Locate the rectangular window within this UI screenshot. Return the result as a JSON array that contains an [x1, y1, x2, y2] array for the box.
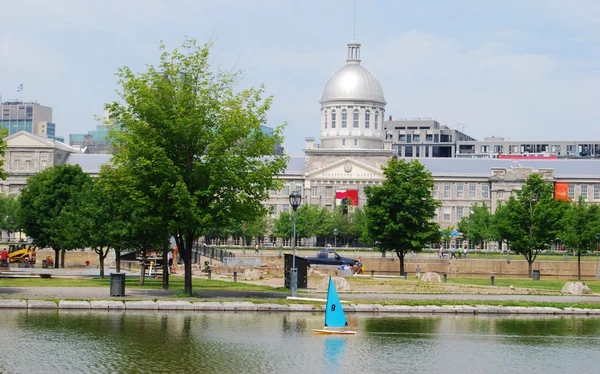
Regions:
[[282, 204, 290, 213], [312, 187, 319, 197], [294, 184, 302, 194], [594, 185, 600, 200], [331, 111, 336, 128], [374, 112, 378, 129], [457, 207, 464, 220], [413, 134, 420, 141], [443, 184, 451, 199], [456, 184, 464, 199], [432, 184, 438, 198], [353, 111, 359, 128], [581, 185, 588, 201], [341, 139, 346, 146], [283, 184, 290, 195], [405, 146, 413, 157], [398, 134, 406, 141], [498, 191, 504, 200], [443, 207, 451, 221], [341, 111, 347, 128], [354, 138, 358, 146], [568, 184, 575, 200], [14, 160, 19, 171], [482, 185, 489, 199], [325, 186, 333, 197], [469, 184, 476, 198], [25, 160, 31, 171], [365, 111, 370, 129]]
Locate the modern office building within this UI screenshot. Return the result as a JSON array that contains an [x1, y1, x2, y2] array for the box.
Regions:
[[0, 101, 63, 142], [69, 124, 112, 154]]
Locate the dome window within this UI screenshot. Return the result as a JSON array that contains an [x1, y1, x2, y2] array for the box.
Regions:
[[375, 112, 379, 130], [341, 139, 346, 146], [331, 110, 336, 128], [341, 110, 347, 128], [324, 111, 327, 129], [365, 110, 371, 129], [354, 138, 358, 146], [353, 110, 359, 128]]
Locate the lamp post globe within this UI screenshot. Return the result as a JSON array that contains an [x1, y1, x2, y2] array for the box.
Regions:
[[289, 191, 302, 297]]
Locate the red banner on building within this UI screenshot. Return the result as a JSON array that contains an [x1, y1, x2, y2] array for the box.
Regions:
[[554, 182, 569, 201], [335, 189, 359, 206]]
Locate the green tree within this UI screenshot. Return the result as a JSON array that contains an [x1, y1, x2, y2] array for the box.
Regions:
[[440, 227, 453, 248], [561, 198, 600, 280], [18, 165, 91, 268], [364, 159, 440, 275], [106, 39, 287, 295], [497, 174, 567, 276], [274, 212, 293, 240], [352, 208, 373, 246], [295, 204, 326, 245], [457, 203, 493, 250], [0, 195, 21, 242], [245, 213, 272, 244]]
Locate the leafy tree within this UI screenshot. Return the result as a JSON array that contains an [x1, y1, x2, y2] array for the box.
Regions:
[[18, 165, 91, 268], [273, 212, 292, 240], [0, 195, 21, 242], [106, 39, 287, 295], [440, 227, 453, 248], [457, 203, 493, 249], [245, 213, 272, 244], [561, 198, 600, 280], [352, 208, 373, 246], [496, 174, 568, 276], [364, 159, 440, 275], [295, 204, 325, 245]]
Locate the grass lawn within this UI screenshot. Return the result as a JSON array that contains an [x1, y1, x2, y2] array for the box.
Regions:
[[0, 275, 288, 293], [446, 277, 600, 293]]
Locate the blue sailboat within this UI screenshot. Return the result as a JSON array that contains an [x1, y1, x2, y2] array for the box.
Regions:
[[313, 277, 356, 335]]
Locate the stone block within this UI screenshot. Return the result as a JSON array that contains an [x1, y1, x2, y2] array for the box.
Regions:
[[192, 302, 224, 311], [90, 301, 126, 310], [222, 302, 257, 311], [125, 301, 158, 310], [352, 304, 374, 313], [157, 301, 194, 310], [0, 299, 27, 309], [59, 300, 91, 309], [255, 304, 290, 312], [28, 300, 58, 309], [381, 305, 414, 313], [289, 304, 317, 312]]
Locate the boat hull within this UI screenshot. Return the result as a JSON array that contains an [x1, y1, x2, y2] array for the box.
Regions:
[[312, 329, 356, 335]]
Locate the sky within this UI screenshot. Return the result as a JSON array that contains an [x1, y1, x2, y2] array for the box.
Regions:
[[1, 0, 599, 155]]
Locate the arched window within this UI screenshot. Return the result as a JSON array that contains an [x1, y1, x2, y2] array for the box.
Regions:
[[365, 110, 371, 129], [331, 110, 336, 128], [353, 110, 359, 128], [341, 110, 347, 128], [324, 110, 327, 129], [374, 111, 379, 130]]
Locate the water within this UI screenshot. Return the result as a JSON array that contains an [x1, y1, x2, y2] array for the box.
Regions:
[[0, 310, 599, 374]]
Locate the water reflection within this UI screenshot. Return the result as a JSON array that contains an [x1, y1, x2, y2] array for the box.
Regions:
[[1, 311, 600, 374]]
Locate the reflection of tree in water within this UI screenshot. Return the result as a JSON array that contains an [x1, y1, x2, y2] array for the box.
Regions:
[[282, 315, 307, 334], [494, 317, 600, 339], [364, 316, 441, 336]]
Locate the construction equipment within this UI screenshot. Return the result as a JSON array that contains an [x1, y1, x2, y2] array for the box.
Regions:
[[7, 243, 31, 264]]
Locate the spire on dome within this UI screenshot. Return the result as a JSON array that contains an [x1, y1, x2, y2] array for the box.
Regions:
[[346, 40, 361, 63]]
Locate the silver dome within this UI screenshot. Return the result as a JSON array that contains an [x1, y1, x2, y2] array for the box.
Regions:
[[320, 42, 385, 104]]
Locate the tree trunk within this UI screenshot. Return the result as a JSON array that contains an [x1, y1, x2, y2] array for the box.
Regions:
[[162, 230, 169, 290], [115, 249, 121, 273], [60, 248, 66, 269], [396, 250, 405, 276], [577, 252, 581, 280], [528, 261, 533, 277], [54, 248, 60, 268], [181, 234, 195, 296], [99, 251, 105, 279], [139, 248, 147, 287]]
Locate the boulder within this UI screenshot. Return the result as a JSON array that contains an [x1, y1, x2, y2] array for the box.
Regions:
[[420, 272, 441, 283], [561, 282, 592, 295], [319, 277, 351, 292], [243, 269, 263, 281]]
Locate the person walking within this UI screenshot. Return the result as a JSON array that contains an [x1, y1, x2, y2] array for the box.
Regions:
[[415, 264, 422, 279], [255, 244, 260, 254], [450, 244, 457, 259], [463, 245, 468, 259]]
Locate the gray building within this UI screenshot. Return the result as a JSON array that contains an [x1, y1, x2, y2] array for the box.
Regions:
[[0, 101, 63, 142], [456, 136, 600, 159]]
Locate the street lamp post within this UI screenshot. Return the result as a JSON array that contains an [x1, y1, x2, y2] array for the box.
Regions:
[[289, 191, 302, 297], [595, 233, 600, 280], [333, 228, 339, 248]]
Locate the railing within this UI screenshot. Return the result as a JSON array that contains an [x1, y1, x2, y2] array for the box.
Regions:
[[192, 242, 235, 263]]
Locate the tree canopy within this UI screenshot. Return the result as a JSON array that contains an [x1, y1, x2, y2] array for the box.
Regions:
[[364, 158, 440, 275], [105, 38, 287, 295]]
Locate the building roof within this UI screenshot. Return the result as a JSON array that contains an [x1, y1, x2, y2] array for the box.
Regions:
[[64, 153, 112, 173], [285, 156, 305, 175], [6, 131, 81, 153], [320, 42, 385, 104], [418, 158, 600, 179]]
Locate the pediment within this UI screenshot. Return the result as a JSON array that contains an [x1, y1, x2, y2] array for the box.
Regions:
[[6, 131, 55, 148], [307, 158, 384, 180]]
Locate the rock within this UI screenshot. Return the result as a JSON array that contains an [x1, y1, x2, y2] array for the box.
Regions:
[[243, 269, 262, 280], [420, 272, 441, 282], [319, 276, 351, 291], [561, 282, 592, 295]]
